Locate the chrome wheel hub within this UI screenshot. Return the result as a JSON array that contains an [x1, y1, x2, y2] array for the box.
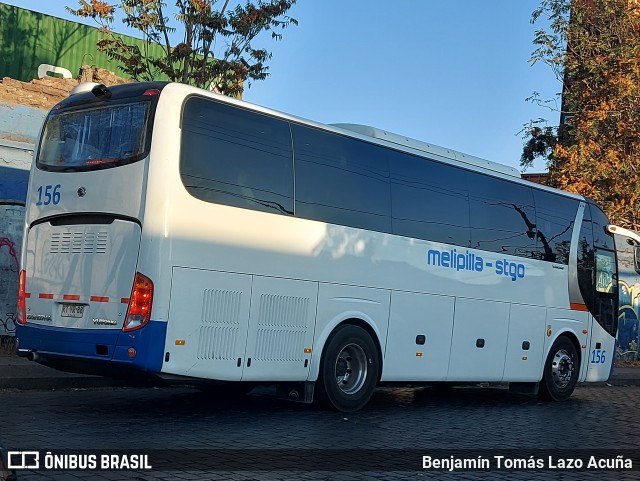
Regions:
[[551, 349, 574, 388], [335, 343, 368, 395]]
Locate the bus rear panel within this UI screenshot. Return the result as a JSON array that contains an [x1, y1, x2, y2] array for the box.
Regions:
[[16, 83, 166, 376]]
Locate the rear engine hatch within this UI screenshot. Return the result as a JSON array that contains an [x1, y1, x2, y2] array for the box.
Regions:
[[24, 216, 140, 333]]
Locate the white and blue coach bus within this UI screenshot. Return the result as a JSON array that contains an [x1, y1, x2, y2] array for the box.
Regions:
[[16, 81, 619, 411]]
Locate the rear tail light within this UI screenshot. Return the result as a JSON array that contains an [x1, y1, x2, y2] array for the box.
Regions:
[[123, 272, 154, 332], [17, 270, 27, 324]]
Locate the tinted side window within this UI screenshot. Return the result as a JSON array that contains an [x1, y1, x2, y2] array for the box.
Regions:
[[390, 153, 470, 246], [180, 97, 293, 215], [590, 203, 615, 250], [594, 248, 618, 336], [590, 204, 618, 336], [292, 124, 391, 232], [468, 176, 537, 257], [577, 203, 595, 309], [533, 191, 579, 264]]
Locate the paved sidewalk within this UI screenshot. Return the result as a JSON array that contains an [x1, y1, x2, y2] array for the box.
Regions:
[[1, 355, 639, 390], [0, 356, 132, 390]]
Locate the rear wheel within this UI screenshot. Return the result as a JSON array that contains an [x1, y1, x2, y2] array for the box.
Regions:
[[316, 324, 380, 412], [539, 336, 579, 401]]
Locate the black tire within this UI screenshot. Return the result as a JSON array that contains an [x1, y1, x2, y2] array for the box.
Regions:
[[316, 324, 380, 412], [539, 336, 580, 401]]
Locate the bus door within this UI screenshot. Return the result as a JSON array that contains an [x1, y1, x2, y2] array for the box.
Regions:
[[585, 248, 618, 381]]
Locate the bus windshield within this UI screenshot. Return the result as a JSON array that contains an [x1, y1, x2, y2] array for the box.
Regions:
[[37, 102, 150, 171]]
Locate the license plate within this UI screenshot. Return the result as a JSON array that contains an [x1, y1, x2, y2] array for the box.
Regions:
[[61, 304, 85, 318]]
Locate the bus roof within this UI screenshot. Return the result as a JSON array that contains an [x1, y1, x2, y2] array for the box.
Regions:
[[331, 123, 521, 178], [64, 82, 581, 201]]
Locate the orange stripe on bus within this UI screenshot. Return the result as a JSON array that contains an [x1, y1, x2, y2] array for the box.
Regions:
[[90, 296, 109, 303], [63, 294, 80, 301], [39, 293, 54, 299], [570, 303, 589, 311]]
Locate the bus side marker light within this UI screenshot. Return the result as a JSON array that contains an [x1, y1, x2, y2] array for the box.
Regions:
[[582, 345, 587, 349], [546, 328, 552, 337], [522, 356, 528, 361], [128, 348, 136, 358], [416, 352, 423, 357], [304, 348, 312, 354], [582, 329, 588, 334], [17, 270, 27, 324], [175, 340, 185, 346]]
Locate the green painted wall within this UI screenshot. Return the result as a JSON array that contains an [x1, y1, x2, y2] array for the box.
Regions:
[[0, 3, 167, 81]]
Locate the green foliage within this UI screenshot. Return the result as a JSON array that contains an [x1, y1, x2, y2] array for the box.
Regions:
[[530, 0, 571, 79], [521, 124, 557, 167], [522, 0, 640, 229], [67, 0, 297, 97]]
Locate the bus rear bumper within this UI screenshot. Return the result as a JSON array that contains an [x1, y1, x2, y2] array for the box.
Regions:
[[14, 320, 167, 376]]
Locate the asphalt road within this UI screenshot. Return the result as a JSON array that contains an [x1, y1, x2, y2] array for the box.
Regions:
[[1, 384, 640, 481]]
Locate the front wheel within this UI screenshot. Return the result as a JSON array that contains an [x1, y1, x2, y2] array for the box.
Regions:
[[539, 336, 580, 401], [316, 324, 380, 412]]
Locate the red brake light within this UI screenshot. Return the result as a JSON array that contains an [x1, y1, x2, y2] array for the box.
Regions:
[[17, 270, 27, 324], [142, 89, 160, 96], [123, 272, 154, 332]]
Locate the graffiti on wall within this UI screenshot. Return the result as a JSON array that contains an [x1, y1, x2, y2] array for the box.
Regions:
[[618, 280, 640, 355], [615, 234, 640, 361], [0, 207, 24, 336], [0, 166, 29, 336]]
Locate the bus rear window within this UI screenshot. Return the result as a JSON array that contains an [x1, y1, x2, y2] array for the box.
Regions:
[[37, 102, 150, 171]]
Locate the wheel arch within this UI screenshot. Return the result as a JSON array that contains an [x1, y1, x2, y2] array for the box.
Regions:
[[549, 329, 583, 368], [310, 314, 384, 383]]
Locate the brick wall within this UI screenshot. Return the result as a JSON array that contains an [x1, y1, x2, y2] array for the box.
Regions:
[[0, 65, 131, 110]]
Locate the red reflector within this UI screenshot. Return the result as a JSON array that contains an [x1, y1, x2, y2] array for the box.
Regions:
[[128, 348, 137, 358], [570, 303, 589, 312], [120, 298, 130, 304], [39, 293, 54, 299], [90, 296, 109, 303], [123, 272, 154, 332], [17, 270, 27, 324], [63, 294, 80, 301], [143, 89, 160, 96]]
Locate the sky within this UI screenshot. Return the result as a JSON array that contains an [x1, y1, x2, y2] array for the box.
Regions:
[[5, 1, 561, 173]]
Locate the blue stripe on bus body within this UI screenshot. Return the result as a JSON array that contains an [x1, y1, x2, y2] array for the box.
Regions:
[[113, 321, 166, 372], [15, 321, 166, 373]]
